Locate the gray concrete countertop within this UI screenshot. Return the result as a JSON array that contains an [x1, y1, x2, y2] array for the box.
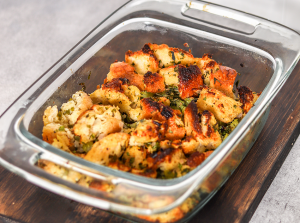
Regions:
[[0, 1, 299, 222]]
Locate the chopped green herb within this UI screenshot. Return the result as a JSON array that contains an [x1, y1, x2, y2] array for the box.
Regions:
[[82, 141, 93, 153], [178, 163, 182, 170], [57, 111, 62, 120], [58, 126, 65, 131], [74, 135, 80, 141], [130, 157, 135, 165], [203, 97, 207, 101]]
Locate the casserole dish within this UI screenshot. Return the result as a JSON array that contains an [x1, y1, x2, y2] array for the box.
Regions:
[[0, 0, 300, 222]]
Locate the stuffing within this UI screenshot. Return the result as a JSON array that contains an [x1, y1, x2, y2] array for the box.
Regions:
[[41, 42, 259, 187], [209, 65, 237, 98], [107, 61, 145, 90], [73, 105, 123, 143], [84, 133, 130, 165], [197, 87, 242, 123], [148, 43, 174, 68], [144, 71, 165, 93], [125, 44, 159, 75], [238, 86, 261, 114]]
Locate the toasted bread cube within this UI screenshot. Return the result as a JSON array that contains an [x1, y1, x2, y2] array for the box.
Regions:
[[238, 86, 260, 115], [144, 71, 165, 93], [43, 105, 65, 126], [159, 65, 179, 86], [197, 87, 242, 123], [107, 62, 145, 90], [194, 54, 220, 85], [43, 91, 93, 126], [148, 43, 174, 68], [158, 149, 186, 173], [184, 101, 222, 152], [90, 78, 140, 113], [60, 91, 93, 125], [180, 137, 201, 154], [84, 133, 130, 165], [90, 88, 132, 113], [125, 44, 159, 75], [170, 47, 195, 66], [209, 66, 237, 98], [42, 123, 74, 153], [122, 146, 147, 169], [178, 65, 204, 99], [129, 120, 163, 146], [73, 105, 123, 143]]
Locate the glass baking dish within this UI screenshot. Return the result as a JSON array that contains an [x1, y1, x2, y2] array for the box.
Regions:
[[0, 0, 299, 222]]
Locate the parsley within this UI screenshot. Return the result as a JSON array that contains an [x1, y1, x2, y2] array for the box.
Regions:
[[178, 163, 182, 170], [203, 97, 207, 101], [130, 157, 135, 165], [82, 141, 93, 153], [58, 126, 65, 131]]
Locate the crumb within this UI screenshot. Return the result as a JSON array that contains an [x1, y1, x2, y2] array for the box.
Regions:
[[183, 43, 189, 47]]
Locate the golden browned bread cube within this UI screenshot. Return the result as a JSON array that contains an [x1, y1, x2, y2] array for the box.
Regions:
[[148, 43, 174, 68], [125, 44, 159, 75], [184, 101, 222, 153], [42, 123, 74, 153], [238, 86, 261, 114], [170, 47, 195, 67], [159, 65, 179, 86], [144, 71, 165, 93], [209, 65, 237, 98], [84, 133, 130, 165], [129, 119, 164, 146], [178, 65, 204, 99], [107, 61, 145, 90], [73, 105, 123, 143], [197, 87, 242, 123], [90, 78, 140, 113], [194, 54, 220, 85]]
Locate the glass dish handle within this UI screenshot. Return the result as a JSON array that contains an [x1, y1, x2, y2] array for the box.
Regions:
[[181, 0, 260, 34]]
